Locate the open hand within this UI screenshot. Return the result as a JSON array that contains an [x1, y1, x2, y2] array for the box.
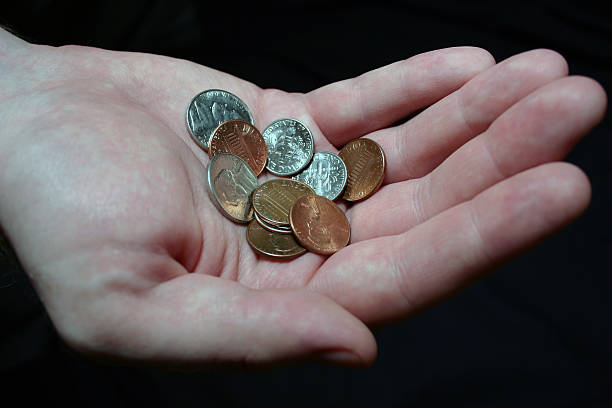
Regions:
[[0, 30, 605, 367]]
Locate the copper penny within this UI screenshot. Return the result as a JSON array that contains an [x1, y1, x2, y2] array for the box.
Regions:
[[209, 119, 267, 175], [246, 219, 306, 259], [207, 153, 258, 223], [289, 195, 350, 255], [254, 211, 292, 234], [252, 179, 315, 227], [338, 138, 386, 201]]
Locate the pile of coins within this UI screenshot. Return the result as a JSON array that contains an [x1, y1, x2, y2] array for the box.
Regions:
[[186, 89, 385, 259]]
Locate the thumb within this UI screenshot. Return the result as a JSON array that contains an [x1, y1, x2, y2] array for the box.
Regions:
[[64, 273, 377, 368]]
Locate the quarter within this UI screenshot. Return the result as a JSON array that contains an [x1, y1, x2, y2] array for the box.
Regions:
[[186, 89, 254, 151], [207, 153, 258, 223]]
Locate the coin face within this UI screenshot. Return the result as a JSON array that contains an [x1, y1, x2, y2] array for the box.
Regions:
[[252, 179, 315, 226], [262, 118, 314, 176], [292, 151, 347, 201], [246, 220, 306, 259], [186, 90, 254, 151], [209, 120, 267, 175], [254, 211, 293, 234], [338, 138, 386, 201], [289, 195, 350, 255], [207, 153, 258, 223]]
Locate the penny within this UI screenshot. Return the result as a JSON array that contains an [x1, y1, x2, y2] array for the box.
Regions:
[[252, 179, 315, 227], [209, 120, 267, 175], [254, 211, 293, 234], [186, 89, 254, 151], [289, 195, 350, 255], [246, 219, 306, 259], [262, 118, 314, 176], [207, 153, 258, 223], [338, 138, 386, 201], [292, 151, 347, 201]]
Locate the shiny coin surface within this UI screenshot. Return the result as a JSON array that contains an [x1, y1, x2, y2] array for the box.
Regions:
[[209, 120, 267, 175], [207, 153, 258, 223], [247, 220, 306, 259], [262, 118, 314, 176], [338, 138, 386, 201], [186, 89, 254, 151], [254, 211, 293, 234], [289, 195, 350, 255], [252, 179, 315, 227], [292, 151, 348, 201]]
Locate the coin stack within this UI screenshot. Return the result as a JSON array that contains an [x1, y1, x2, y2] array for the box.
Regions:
[[186, 89, 386, 259]]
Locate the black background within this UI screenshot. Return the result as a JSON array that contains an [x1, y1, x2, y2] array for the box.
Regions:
[[1, 1, 610, 406]]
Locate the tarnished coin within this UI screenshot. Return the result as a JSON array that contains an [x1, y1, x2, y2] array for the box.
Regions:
[[289, 195, 350, 255], [207, 153, 258, 223], [252, 179, 315, 227], [186, 89, 254, 151], [254, 211, 293, 235], [262, 118, 314, 176], [292, 151, 348, 201], [209, 120, 267, 175], [247, 219, 306, 259], [338, 138, 386, 201]]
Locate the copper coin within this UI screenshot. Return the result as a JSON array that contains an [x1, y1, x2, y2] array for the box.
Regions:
[[252, 179, 315, 227], [338, 138, 386, 201], [289, 195, 350, 255], [209, 119, 267, 175], [246, 219, 307, 259], [254, 211, 293, 234], [207, 153, 258, 223]]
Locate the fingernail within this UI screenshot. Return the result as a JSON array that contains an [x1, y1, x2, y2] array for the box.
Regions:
[[319, 350, 363, 366]]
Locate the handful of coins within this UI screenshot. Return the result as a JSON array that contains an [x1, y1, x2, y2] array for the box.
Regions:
[[187, 89, 386, 259]]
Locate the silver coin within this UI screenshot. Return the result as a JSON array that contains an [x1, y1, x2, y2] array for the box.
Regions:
[[186, 89, 254, 151], [254, 211, 293, 234], [262, 118, 314, 176], [292, 151, 348, 201], [207, 153, 258, 223]]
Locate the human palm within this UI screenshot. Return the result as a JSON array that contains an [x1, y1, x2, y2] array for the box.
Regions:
[[0, 31, 606, 366]]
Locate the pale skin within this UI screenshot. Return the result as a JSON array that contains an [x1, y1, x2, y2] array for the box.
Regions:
[[0, 29, 606, 367]]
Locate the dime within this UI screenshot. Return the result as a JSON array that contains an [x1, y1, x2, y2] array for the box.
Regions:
[[262, 118, 314, 176], [186, 89, 254, 151], [338, 138, 386, 201], [246, 219, 306, 259], [289, 195, 350, 255], [209, 120, 267, 175], [292, 151, 347, 201], [207, 153, 258, 223], [254, 211, 293, 234], [252, 179, 315, 227]]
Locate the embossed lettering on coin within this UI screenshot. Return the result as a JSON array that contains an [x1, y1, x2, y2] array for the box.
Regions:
[[338, 138, 386, 201], [247, 220, 306, 259], [292, 151, 347, 201], [289, 195, 350, 255], [209, 120, 267, 175], [207, 153, 258, 223], [187, 89, 254, 151], [262, 118, 314, 176], [252, 179, 315, 226]]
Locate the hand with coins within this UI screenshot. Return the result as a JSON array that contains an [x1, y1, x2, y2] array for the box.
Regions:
[[0, 28, 606, 367]]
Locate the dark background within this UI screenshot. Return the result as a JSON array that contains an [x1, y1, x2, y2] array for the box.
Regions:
[[1, 1, 610, 406]]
